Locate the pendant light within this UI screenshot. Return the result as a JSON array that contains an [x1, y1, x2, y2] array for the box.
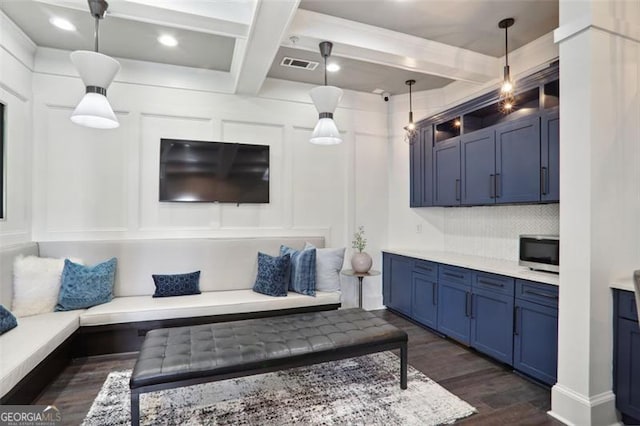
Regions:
[[309, 41, 343, 145], [70, 0, 120, 129], [498, 18, 516, 113], [403, 79, 417, 145]]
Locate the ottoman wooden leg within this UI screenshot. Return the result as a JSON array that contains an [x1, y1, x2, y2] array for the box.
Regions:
[[131, 390, 140, 426], [400, 342, 408, 389]]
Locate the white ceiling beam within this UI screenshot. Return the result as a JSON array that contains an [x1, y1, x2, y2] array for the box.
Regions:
[[33, 0, 251, 39], [287, 10, 499, 84], [233, 0, 301, 95]]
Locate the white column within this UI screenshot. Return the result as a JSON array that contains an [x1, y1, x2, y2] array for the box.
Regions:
[[551, 1, 640, 425]]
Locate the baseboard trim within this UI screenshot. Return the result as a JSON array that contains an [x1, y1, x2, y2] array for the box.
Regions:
[[550, 383, 619, 426]]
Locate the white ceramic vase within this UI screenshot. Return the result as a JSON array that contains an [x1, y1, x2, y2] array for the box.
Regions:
[[351, 252, 372, 273]]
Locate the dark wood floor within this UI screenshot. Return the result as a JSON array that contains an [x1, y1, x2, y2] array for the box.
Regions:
[[34, 309, 562, 425]]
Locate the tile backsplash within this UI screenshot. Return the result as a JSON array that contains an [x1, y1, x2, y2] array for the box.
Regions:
[[443, 204, 559, 261]]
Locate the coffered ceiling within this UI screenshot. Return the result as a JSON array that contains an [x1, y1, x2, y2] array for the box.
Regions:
[[0, 0, 559, 95]]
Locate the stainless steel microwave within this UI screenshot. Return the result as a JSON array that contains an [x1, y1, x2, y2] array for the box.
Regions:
[[519, 235, 560, 273]]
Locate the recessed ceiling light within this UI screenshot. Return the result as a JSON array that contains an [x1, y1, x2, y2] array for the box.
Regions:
[[326, 62, 340, 72], [158, 34, 178, 47], [49, 17, 76, 32]]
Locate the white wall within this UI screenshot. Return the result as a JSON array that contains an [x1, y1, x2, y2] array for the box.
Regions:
[[0, 13, 34, 247], [28, 48, 389, 308], [387, 32, 560, 261], [551, 1, 640, 424]]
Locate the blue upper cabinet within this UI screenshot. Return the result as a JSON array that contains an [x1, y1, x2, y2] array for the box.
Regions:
[[495, 115, 542, 204], [409, 129, 423, 207], [409, 124, 434, 207], [461, 129, 496, 205], [541, 109, 560, 202], [433, 137, 461, 206], [409, 70, 559, 208]]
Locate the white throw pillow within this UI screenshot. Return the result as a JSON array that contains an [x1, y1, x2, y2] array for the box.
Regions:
[[305, 242, 345, 292], [12, 255, 80, 317]]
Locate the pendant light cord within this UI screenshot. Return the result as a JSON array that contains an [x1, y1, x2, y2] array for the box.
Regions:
[[323, 54, 327, 86], [504, 25, 509, 68], [94, 16, 100, 52]]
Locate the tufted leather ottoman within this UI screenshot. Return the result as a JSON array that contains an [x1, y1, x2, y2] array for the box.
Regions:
[[129, 308, 408, 425]]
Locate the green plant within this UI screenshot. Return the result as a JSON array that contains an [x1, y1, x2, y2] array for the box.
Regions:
[[352, 225, 367, 253]]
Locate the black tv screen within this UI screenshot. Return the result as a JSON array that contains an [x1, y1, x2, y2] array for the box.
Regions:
[[159, 139, 269, 203]]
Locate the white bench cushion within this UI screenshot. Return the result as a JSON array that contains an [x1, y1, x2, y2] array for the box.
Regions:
[[80, 290, 341, 326], [0, 310, 81, 398]]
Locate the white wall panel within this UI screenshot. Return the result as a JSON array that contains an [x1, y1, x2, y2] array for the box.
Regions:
[[0, 12, 34, 246], [42, 107, 129, 233], [291, 127, 348, 247]]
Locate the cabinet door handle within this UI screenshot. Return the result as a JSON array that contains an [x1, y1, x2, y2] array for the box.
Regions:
[[524, 289, 558, 300], [540, 167, 548, 195], [470, 293, 474, 319], [495, 173, 501, 198], [490, 174, 495, 198], [444, 272, 464, 280], [455, 179, 461, 201], [432, 282, 437, 305], [514, 306, 520, 335], [465, 291, 470, 317], [478, 279, 504, 288]]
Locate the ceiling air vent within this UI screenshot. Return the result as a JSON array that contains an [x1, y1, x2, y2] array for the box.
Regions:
[[280, 57, 318, 71]]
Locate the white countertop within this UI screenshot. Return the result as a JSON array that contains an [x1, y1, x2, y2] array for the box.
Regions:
[[383, 248, 560, 286], [611, 278, 635, 292]]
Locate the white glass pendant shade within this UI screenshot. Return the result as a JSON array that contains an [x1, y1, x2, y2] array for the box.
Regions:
[[310, 85, 343, 113], [309, 85, 343, 145], [70, 51, 120, 87], [310, 118, 341, 145], [71, 93, 119, 129], [70, 50, 121, 129]]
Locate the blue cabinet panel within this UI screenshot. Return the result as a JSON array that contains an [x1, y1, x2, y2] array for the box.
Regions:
[[541, 109, 559, 202], [421, 126, 434, 206], [470, 287, 514, 364], [461, 129, 496, 205], [438, 264, 471, 286], [495, 115, 541, 203], [617, 290, 639, 322], [382, 253, 391, 306], [437, 279, 471, 344], [387, 255, 413, 316], [616, 317, 640, 421], [473, 271, 515, 296], [412, 272, 438, 329], [513, 299, 558, 385], [516, 279, 559, 309], [409, 131, 423, 207], [433, 138, 461, 206], [409, 125, 434, 207]]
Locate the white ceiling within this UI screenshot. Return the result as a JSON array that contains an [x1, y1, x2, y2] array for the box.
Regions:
[[0, 0, 559, 95]]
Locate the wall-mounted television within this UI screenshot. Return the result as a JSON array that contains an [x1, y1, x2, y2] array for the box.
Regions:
[[159, 138, 269, 203]]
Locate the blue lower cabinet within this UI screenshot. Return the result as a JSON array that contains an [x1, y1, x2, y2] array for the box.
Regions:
[[513, 299, 558, 385], [470, 287, 514, 364], [614, 290, 640, 424], [437, 280, 471, 344], [412, 272, 438, 329], [383, 253, 413, 316]]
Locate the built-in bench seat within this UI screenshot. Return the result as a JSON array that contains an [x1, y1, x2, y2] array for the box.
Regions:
[[0, 236, 342, 404], [80, 290, 340, 326], [0, 310, 82, 402]]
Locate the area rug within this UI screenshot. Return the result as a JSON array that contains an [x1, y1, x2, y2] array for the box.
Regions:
[[82, 351, 476, 425]]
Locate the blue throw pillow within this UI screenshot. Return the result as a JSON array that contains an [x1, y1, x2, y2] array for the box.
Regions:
[[280, 245, 317, 296], [152, 271, 201, 298], [253, 252, 290, 297], [56, 258, 117, 311], [0, 305, 17, 335]]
